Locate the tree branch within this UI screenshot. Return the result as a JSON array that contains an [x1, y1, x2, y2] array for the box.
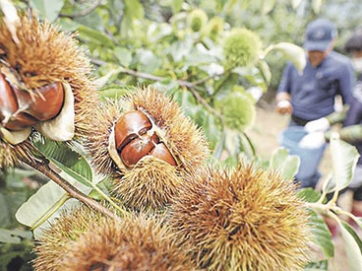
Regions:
[[21, 156, 121, 221], [90, 58, 223, 121]]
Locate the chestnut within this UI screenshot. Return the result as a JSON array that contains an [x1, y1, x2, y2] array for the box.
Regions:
[[120, 133, 158, 168], [16, 81, 64, 121], [149, 143, 177, 166], [0, 72, 65, 131], [0, 73, 18, 124], [114, 111, 152, 151]]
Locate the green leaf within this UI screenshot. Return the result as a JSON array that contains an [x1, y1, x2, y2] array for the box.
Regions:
[[172, 0, 183, 13], [15, 181, 69, 229], [121, 0, 144, 38], [269, 147, 300, 180], [15, 179, 90, 231], [298, 187, 322, 203], [308, 211, 334, 258], [339, 220, 362, 271], [114, 47, 133, 67], [264, 42, 306, 71], [322, 135, 359, 194], [50, 158, 93, 188], [98, 85, 130, 100], [30, 0, 64, 22], [34, 137, 93, 182], [257, 59, 272, 86], [77, 25, 115, 48]]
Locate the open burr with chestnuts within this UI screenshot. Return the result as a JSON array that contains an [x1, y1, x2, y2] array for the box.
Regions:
[[85, 87, 210, 211], [0, 12, 97, 169]]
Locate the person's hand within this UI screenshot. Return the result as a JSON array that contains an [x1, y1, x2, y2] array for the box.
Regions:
[[299, 132, 326, 149], [276, 100, 293, 115], [304, 117, 330, 133]]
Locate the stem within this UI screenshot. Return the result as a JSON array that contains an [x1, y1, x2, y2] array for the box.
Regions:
[[31, 194, 70, 229], [89, 182, 129, 218], [22, 157, 121, 222]]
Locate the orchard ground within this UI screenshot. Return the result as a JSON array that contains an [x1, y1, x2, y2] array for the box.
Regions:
[[248, 97, 350, 271]]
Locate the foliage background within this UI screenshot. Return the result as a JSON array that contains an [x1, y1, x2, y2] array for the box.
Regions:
[[1, 0, 362, 270]]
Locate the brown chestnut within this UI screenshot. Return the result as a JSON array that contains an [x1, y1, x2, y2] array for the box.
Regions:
[[120, 133, 158, 168], [0, 73, 18, 123], [149, 143, 177, 166], [114, 111, 152, 151], [0, 72, 65, 131], [14, 81, 64, 121]]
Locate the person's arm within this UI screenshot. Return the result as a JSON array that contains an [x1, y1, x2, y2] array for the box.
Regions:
[[338, 61, 356, 105], [276, 63, 293, 114]]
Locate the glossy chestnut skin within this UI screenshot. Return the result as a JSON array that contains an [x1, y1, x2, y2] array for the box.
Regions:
[[0, 73, 64, 131], [114, 110, 177, 168], [114, 111, 152, 150], [120, 133, 158, 168], [149, 143, 177, 166]]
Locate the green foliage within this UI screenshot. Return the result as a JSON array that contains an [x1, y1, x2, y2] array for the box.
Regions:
[[1, 0, 362, 270], [269, 147, 300, 180]]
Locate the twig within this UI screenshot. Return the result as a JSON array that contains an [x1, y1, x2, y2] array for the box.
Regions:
[[90, 58, 224, 121], [21, 157, 121, 221]]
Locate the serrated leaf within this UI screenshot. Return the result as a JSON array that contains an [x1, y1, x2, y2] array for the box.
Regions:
[[34, 138, 77, 167], [339, 220, 362, 271], [50, 158, 93, 187], [30, 0, 64, 22], [322, 135, 359, 193], [33, 136, 93, 181], [269, 147, 300, 180], [264, 42, 306, 71]]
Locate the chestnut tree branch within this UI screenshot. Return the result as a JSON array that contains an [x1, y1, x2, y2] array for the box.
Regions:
[[90, 58, 223, 121], [21, 156, 121, 221]]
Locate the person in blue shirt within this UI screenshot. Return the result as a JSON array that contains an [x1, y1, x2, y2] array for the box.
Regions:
[[276, 18, 355, 189], [300, 26, 362, 218]]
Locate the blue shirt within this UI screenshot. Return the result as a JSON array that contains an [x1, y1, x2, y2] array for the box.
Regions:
[[344, 73, 362, 165], [277, 51, 355, 121]]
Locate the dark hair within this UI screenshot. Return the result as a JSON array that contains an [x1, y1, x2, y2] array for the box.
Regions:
[[345, 26, 362, 52]]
